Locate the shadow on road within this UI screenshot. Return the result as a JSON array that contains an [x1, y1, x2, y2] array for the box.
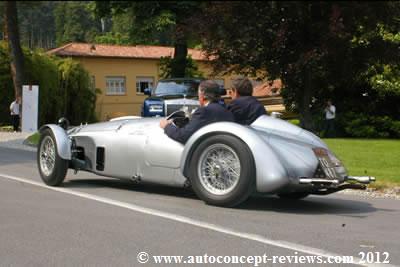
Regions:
[[238, 195, 382, 216], [62, 177, 385, 216], [63, 178, 198, 199]]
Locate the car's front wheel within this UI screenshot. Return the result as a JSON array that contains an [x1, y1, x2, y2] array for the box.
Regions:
[[189, 135, 255, 207], [37, 129, 69, 186]]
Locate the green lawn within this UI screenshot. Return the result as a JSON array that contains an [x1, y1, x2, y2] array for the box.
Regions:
[[324, 139, 400, 188]]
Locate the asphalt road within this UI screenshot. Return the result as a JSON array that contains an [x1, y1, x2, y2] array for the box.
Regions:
[[0, 147, 399, 267]]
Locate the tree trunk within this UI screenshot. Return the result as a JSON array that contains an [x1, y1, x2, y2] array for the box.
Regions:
[[5, 1, 24, 99], [171, 23, 188, 78], [299, 69, 314, 131]]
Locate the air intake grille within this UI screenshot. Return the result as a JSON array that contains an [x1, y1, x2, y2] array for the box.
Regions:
[[96, 147, 105, 171]]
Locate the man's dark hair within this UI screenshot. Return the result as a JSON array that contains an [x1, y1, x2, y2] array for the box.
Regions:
[[199, 80, 221, 102], [232, 78, 253, 96]]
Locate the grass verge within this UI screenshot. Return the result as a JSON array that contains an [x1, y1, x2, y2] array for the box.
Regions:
[[324, 138, 400, 189], [26, 132, 40, 146]]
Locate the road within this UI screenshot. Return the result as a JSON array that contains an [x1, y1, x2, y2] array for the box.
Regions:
[[0, 147, 399, 266]]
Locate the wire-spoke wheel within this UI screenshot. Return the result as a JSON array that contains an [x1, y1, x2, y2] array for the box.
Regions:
[[37, 129, 69, 186], [190, 135, 255, 207], [198, 144, 241, 195], [39, 136, 56, 176]]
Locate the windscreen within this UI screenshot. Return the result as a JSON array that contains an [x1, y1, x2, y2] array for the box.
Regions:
[[154, 80, 199, 97]]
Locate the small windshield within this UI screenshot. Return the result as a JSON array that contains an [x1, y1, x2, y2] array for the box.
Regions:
[[154, 80, 200, 97]]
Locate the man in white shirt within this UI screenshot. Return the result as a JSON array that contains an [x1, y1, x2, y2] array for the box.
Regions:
[[324, 99, 336, 137], [10, 97, 21, 132]]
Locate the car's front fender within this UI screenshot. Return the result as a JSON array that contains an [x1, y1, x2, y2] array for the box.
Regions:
[[39, 124, 71, 160], [180, 122, 289, 193]]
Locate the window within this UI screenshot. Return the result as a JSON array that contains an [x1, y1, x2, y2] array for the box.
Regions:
[[106, 76, 126, 95], [136, 77, 154, 94]]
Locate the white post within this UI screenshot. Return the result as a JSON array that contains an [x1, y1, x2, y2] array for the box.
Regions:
[[22, 85, 39, 133]]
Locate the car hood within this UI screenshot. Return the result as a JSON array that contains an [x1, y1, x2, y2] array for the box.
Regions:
[[68, 117, 159, 134]]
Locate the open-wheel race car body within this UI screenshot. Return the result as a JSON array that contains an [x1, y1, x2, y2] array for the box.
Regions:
[[37, 114, 375, 207]]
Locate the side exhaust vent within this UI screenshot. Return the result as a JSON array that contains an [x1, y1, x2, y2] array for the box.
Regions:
[[96, 147, 105, 171]]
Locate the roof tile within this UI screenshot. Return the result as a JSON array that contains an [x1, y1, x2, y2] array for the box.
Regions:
[[47, 43, 208, 61]]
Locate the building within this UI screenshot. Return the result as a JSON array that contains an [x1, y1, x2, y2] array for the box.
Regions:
[[48, 43, 285, 121]]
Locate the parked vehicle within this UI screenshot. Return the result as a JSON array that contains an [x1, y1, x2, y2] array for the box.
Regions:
[[141, 78, 202, 117], [37, 113, 375, 207]]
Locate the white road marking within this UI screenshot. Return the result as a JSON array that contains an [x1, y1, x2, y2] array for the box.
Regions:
[[0, 173, 394, 267]]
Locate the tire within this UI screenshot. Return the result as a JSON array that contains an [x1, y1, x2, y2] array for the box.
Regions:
[[189, 135, 255, 207], [37, 129, 69, 186], [277, 192, 309, 200]]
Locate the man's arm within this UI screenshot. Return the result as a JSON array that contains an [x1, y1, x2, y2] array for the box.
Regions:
[[164, 108, 205, 144]]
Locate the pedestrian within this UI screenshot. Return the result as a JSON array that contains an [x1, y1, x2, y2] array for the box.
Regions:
[[10, 97, 21, 132], [323, 99, 336, 137]]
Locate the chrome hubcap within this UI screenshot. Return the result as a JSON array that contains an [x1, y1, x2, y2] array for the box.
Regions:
[[40, 136, 56, 176], [198, 144, 241, 195]]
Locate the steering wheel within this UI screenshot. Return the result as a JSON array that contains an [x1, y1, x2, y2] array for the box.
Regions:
[[166, 110, 186, 120], [166, 110, 189, 128]]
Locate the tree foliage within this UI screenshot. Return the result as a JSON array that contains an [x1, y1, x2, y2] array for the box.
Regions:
[[0, 41, 98, 126], [17, 1, 57, 50], [94, 1, 204, 77], [55, 1, 101, 46], [197, 1, 400, 131], [158, 56, 204, 79]]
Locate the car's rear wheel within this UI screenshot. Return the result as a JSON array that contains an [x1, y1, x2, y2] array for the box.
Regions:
[[189, 135, 255, 207], [37, 129, 68, 186], [277, 192, 309, 200]]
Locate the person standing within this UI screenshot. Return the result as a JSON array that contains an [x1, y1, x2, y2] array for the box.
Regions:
[[324, 99, 336, 137], [10, 97, 21, 132]]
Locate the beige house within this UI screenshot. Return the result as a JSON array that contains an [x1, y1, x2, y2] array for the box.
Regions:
[[48, 43, 285, 121]]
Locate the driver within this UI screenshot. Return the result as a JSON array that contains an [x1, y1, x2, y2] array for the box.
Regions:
[[159, 80, 234, 144]]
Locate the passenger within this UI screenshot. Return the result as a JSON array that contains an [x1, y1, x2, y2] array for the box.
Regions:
[[160, 80, 234, 144], [227, 78, 267, 125]]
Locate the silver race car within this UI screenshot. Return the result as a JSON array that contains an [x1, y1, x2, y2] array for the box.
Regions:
[[37, 112, 375, 207]]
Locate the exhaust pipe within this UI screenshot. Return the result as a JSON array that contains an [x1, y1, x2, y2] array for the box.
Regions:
[[345, 176, 375, 184]]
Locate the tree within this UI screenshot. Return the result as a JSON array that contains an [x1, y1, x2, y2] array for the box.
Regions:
[[4, 1, 24, 99], [198, 1, 400, 131], [17, 1, 57, 50], [95, 1, 203, 78], [55, 2, 101, 46]]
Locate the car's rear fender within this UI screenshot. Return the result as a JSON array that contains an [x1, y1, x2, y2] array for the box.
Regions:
[[180, 122, 289, 193], [39, 124, 71, 160]]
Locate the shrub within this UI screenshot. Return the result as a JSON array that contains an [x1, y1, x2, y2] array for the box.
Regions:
[[338, 112, 400, 138], [287, 119, 300, 126], [0, 42, 98, 126]]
